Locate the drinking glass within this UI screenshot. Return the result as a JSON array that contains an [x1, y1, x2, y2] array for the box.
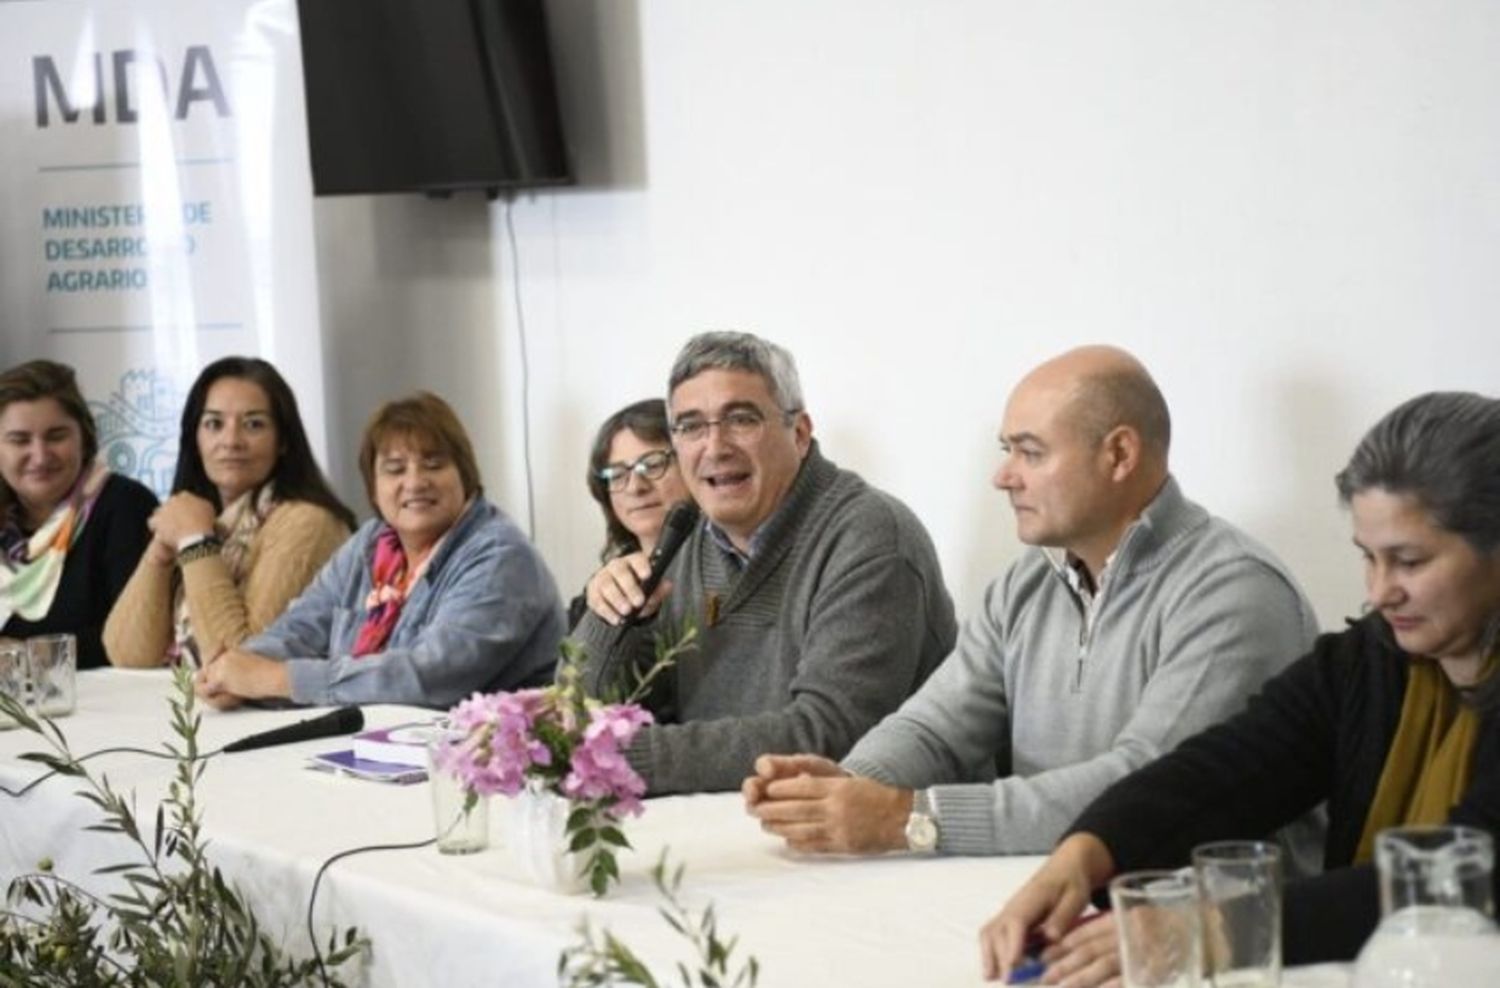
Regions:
[[0, 642, 26, 729], [26, 633, 75, 717], [1193, 841, 1282, 987], [426, 736, 488, 854], [1110, 870, 1202, 988]]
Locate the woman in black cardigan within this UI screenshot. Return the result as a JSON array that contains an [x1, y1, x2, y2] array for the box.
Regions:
[[0, 360, 156, 668], [980, 391, 1500, 984]]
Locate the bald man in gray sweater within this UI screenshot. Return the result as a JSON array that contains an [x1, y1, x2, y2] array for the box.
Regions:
[[746, 346, 1320, 856]]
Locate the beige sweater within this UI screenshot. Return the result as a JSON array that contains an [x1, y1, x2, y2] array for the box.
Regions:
[[103, 500, 351, 667]]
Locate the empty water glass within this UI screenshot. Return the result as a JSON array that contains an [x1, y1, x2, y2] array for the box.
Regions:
[[1110, 869, 1203, 988], [26, 633, 76, 717], [1193, 841, 1282, 987], [426, 735, 489, 854], [0, 642, 26, 728]]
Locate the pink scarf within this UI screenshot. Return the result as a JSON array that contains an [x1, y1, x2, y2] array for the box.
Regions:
[[351, 526, 437, 657]]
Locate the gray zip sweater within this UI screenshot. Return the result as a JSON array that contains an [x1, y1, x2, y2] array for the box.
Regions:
[[572, 443, 958, 794], [841, 477, 1319, 854]]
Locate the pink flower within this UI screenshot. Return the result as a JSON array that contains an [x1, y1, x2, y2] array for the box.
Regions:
[[438, 689, 556, 796], [561, 705, 653, 815], [441, 689, 653, 816]]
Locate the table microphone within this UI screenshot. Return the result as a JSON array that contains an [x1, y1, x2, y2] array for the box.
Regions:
[[222, 706, 364, 753]]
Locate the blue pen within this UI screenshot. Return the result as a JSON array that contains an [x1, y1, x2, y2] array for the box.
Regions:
[[1007, 911, 1108, 984], [1005, 958, 1046, 984]]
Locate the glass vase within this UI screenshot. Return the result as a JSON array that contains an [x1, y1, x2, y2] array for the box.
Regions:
[[500, 781, 588, 894]]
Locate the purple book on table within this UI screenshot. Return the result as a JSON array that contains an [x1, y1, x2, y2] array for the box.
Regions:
[[351, 721, 443, 768], [307, 749, 427, 785]]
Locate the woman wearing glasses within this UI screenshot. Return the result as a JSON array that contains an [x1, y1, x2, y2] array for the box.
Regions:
[[573, 399, 691, 626]]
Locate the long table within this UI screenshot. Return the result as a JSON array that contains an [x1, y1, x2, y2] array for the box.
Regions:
[[1, 670, 1350, 987]]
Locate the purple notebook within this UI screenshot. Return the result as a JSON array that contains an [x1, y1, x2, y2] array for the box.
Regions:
[[307, 748, 428, 785]]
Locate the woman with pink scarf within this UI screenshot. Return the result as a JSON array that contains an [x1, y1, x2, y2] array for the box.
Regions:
[[194, 391, 565, 709]]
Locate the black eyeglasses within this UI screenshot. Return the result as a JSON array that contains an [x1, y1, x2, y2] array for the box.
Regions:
[[668, 407, 798, 446], [597, 448, 676, 492]]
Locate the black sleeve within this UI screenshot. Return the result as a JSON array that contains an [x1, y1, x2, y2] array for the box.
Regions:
[[2, 475, 157, 669], [75, 477, 157, 667], [1280, 659, 1500, 962], [1279, 771, 1500, 963]]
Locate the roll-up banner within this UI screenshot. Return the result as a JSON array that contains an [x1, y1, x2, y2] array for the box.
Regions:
[[0, 0, 326, 494]]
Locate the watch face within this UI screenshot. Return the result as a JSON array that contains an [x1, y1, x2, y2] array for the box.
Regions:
[[906, 813, 938, 852]]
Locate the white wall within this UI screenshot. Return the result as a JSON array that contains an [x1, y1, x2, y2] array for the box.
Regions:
[[313, 0, 1500, 629]]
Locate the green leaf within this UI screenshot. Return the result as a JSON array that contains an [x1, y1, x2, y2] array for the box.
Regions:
[[1, 659, 370, 986], [569, 828, 598, 852], [17, 752, 80, 775]]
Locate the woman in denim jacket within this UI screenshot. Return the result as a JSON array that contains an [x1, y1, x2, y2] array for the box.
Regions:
[[195, 392, 565, 709]]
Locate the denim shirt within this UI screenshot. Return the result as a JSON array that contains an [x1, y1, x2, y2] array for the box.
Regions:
[[244, 496, 565, 708]]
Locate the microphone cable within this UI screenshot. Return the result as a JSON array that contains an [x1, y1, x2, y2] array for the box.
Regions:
[[2, 736, 435, 988], [2, 735, 476, 988], [0, 744, 226, 798], [304, 833, 437, 988]]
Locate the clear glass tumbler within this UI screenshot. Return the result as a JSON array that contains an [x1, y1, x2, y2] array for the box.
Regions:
[[426, 736, 489, 854], [1110, 869, 1203, 988], [1193, 840, 1282, 987], [0, 642, 27, 729], [26, 633, 75, 717]]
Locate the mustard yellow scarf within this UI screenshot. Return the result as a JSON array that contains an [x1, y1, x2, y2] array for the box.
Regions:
[[1355, 657, 1487, 862]]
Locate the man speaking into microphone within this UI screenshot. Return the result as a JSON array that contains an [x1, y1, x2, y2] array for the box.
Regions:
[[571, 331, 957, 795]]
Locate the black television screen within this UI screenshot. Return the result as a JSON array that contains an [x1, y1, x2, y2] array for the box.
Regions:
[[296, 0, 572, 195]]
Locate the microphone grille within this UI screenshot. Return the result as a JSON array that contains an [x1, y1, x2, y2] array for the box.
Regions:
[[335, 706, 365, 731]]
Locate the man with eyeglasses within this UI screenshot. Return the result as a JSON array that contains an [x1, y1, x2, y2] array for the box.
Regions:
[[743, 345, 1321, 861], [571, 331, 958, 794]]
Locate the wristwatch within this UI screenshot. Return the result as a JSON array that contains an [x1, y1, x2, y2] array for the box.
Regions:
[[904, 788, 939, 853], [176, 532, 223, 565]]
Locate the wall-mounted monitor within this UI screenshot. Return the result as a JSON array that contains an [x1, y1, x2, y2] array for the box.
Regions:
[[296, 0, 573, 196]]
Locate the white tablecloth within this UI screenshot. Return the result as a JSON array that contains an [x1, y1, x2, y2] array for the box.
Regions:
[[0, 669, 1350, 987]]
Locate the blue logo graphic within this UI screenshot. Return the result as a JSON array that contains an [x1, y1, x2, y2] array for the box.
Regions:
[[90, 368, 180, 498]]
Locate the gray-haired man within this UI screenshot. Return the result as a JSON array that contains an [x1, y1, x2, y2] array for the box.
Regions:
[[572, 330, 958, 794]]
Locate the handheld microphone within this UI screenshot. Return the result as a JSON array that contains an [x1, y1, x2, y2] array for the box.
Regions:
[[221, 706, 364, 754], [630, 500, 700, 622]]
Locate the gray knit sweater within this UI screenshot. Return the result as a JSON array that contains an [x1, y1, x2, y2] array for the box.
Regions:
[[841, 477, 1320, 855], [572, 443, 958, 794]]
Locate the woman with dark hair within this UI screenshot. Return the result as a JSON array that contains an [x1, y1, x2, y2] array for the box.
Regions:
[[104, 357, 354, 668], [571, 399, 690, 625], [981, 391, 1500, 983], [194, 391, 565, 709], [0, 359, 157, 668]]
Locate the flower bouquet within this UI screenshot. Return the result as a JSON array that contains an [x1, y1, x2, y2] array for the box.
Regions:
[[434, 628, 695, 896]]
